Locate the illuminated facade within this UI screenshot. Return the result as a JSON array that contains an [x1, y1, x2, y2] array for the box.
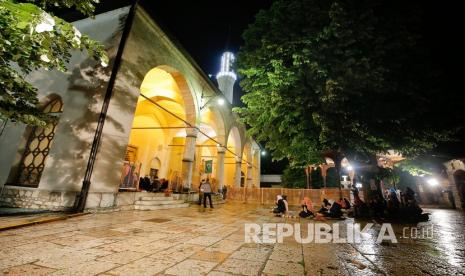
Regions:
[[0, 5, 260, 210]]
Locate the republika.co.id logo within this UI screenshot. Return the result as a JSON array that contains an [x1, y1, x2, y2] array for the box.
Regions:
[[244, 223, 434, 244]]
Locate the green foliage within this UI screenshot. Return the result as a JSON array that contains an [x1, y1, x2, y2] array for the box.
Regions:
[[395, 159, 434, 177], [376, 167, 400, 188], [325, 167, 339, 188], [235, 0, 457, 166], [0, 0, 108, 126], [281, 166, 306, 188]]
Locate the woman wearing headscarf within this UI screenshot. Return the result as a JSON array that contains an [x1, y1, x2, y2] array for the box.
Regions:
[[299, 197, 314, 218]]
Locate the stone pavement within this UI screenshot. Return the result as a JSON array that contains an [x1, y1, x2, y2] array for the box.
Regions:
[[0, 203, 464, 275]]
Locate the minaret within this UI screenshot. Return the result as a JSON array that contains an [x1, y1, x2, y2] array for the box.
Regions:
[[216, 52, 237, 104]]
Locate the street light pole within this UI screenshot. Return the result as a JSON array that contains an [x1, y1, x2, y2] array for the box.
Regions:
[[74, 1, 138, 213]]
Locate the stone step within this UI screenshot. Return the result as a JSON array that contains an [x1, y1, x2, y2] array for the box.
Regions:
[[135, 200, 185, 206], [134, 203, 189, 210], [139, 196, 174, 201]]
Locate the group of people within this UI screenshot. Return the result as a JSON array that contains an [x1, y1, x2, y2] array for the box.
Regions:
[[352, 186, 428, 221], [138, 176, 169, 192], [272, 195, 350, 219]]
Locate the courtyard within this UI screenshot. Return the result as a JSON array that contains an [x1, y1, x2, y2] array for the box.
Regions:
[[0, 203, 464, 275]]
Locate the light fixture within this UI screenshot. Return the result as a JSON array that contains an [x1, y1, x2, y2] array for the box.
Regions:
[[347, 165, 353, 171], [261, 150, 266, 156], [427, 178, 439, 186], [356, 182, 363, 188], [200, 93, 225, 110]]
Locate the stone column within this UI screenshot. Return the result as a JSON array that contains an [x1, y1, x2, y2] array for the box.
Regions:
[[246, 164, 253, 187], [181, 128, 198, 190], [216, 147, 225, 192], [234, 157, 242, 187], [255, 150, 261, 187]]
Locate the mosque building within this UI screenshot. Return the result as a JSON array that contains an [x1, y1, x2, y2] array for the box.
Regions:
[[0, 4, 261, 211]]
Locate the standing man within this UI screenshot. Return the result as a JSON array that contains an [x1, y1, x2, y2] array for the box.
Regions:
[[200, 178, 214, 208]]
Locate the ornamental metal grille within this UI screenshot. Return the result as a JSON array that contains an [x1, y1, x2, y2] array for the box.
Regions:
[[16, 98, 63, 187]]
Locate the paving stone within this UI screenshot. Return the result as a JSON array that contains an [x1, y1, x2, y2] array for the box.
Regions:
[[50, 234, 98, 246], [214, 258, 264, 276], [34, 250, 102, 269], [1, 263, 56, 276], [268, 243, 303, 263], [131, 240, 179, 253], [164, 259, 218, 275], [0, 204, 463, 276], [105, 257, 176, 275], [262, 259, 305, 276], [189, 250, 230, 263], [204, 239, 243, 253], [49, 261, 117, 276], [97, 250, 150, 264], [229, 246, 271, 262], [186, 236, 223, 246], [151, 243, 205, 262]]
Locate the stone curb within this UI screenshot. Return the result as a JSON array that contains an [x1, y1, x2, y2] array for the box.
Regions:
[[0, 212, 89, 232]]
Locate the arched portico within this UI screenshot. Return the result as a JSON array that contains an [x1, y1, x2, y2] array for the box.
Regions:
[[242, 141, 253, 187], [123, 66, 198, 191], [195, 106, 227, 191], [225, 126, 242, 187]]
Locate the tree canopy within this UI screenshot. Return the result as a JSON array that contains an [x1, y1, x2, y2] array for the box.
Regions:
[[0, 0, 108, 126], [235, 0, 462, 166]]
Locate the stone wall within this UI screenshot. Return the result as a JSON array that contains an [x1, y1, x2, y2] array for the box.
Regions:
[[0, 186, 77, 210], [0, 188, 194, 211]]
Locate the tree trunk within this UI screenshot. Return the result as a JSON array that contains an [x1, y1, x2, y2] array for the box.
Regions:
[[334, 154, 343, 199], [305, 167, 310, 189], [309, 166, 313, 189]]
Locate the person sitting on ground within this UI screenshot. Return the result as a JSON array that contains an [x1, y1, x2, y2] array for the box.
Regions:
[[352, 188, 369, 218], [318, 198, 331, 213], [404, 187, 416, 204], [327, 200, 343, 218], [273, 195, 288, 216], [314, 199, 344, 219], [152, 178, 161, 192], [299, 197, 314, 218], [272, 195, 283, 212], [144, 175, 152, 191], [159, 179, 168, 192], [343, 198, 351, 209], [276, 195, 283, 205]]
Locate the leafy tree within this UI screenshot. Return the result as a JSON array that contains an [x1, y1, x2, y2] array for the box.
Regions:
[[0, 0, 108, 126], [281, 165, 306, 188], [235, 0, 459, 170]]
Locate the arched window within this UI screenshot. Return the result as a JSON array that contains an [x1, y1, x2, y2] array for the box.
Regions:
[[15, 97, 63, 187]]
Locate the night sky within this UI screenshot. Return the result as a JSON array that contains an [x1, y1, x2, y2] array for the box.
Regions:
[[68, 0, 464, 173]]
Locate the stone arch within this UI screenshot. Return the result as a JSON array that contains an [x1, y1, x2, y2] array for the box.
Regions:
[[225, 125, 242, 157], [123, 66, 197, 184], [224, 126, 243, 187], [140, 65, 197, 126]]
